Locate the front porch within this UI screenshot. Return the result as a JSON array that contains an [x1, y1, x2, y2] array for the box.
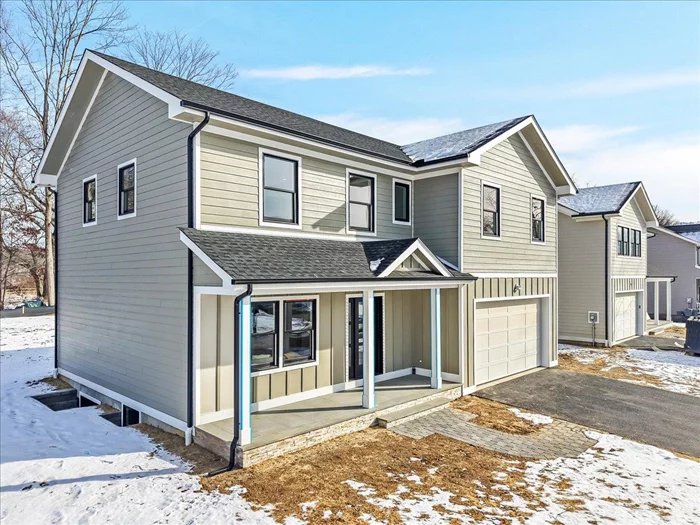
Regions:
[[196, 374, 461, 467]]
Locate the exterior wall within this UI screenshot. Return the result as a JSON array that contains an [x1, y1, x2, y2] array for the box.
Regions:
[[414, 174, 460, 266], [57, 72, 191, 421], [464, 276, 557, 387], [557, 213, 607, 342], [462, 134, 558, 273], [648, 229, 700, 315], [193, 258, 222, 286], [610, 199, 647, 277], [199, 132, 413, 239]]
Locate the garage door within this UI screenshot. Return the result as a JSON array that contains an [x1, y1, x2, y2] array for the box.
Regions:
[[615, 292, 637, 342], [475, 299, 542, 385]]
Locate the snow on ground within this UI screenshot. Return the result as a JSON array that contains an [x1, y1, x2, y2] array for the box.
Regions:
[[0, 316, 274, 525], [507, 407, 553, 425], [560, 343, 700, 397]]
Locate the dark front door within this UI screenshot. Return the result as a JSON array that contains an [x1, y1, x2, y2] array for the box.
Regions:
[[348, 296, 384, 380]]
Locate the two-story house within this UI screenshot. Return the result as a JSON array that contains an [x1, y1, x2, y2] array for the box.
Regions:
[[35, 51, 576, 467], [558, 182, 664, 347]]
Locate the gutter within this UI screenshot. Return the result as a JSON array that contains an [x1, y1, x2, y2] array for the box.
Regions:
[[207, 284, 253, 476], [602, 214, 610, 345], [186, 112, 210, 440]]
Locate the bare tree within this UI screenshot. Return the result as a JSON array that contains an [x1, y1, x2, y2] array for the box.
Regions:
[[653, 204, 679, 227], [0, 0, 130, 305], [124, 28, 237, 90]]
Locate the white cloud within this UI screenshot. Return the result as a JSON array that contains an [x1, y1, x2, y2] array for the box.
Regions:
[[316, 113, 465, 144], [547, 125, 642, 153], [242, 65, 431, 81]]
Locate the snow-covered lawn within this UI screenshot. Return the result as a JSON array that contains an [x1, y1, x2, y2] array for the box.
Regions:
[[559, 343, 700, 397], [1, 316, 698, 524]]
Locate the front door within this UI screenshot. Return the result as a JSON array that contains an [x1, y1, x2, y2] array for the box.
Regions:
[[348, 296, 383, 380]]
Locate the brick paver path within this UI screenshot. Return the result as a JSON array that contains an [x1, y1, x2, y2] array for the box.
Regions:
[[392, 407, 596, 459]]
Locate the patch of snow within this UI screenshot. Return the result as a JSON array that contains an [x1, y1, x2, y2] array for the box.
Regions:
[[322, 509, 332, 519], [404, 474, 422, 484], [409, 457, 421, 462], [427, 467, 438, 475], [0, 315, 54, 352], [508, 407, 553, 425], [343, 480, 375, 497], [299, 500, 317, 512]]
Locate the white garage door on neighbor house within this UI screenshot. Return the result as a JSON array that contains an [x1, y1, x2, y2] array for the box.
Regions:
[[474, 298, 542, 385], [615, 292, 637, 342]]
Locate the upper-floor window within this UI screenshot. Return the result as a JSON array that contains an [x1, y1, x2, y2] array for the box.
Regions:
[[482, 183, 501, 238], [83, 176, 96, 226], [261, 153, 300, 226], [631, 229, 642, 257], [531, 197, 545, 243], [393, 179, 411, 225], [118, 160, 136, 218], [348, 172, 375, 233], [697, 247, 700, 266], [617, 226, 641, 257]]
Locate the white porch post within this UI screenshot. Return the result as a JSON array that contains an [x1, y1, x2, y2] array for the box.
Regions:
[[239, 295, 253, 445], [654, 281, 660, 325], [430, 288, 442, 389], [362, 289, 376, 409], [666, 281, 672, 321]]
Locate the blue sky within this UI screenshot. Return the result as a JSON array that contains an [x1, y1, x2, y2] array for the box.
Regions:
[[126, 1, 699, 220]]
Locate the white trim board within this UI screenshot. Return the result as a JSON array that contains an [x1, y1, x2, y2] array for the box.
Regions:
[[200, 223, 392, 242], [378, 239, 452, 278]]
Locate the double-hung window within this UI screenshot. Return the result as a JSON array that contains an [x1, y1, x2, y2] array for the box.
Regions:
[[261, 153, 299, 225], [348, 172, 375, 233], [251, 302, 278, 372], [118, 161, 136, 217], [617, 226, 642, 257], [283, 300, 315, 367], [482, 184, 500, 237], [531, 197, 545, 242], [83, 176, 96, 225], [393, 179, 411, 224], [631, 229, 642, 257]]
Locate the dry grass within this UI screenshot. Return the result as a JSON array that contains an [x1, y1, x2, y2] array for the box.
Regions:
[[26, 376, 72, 390], [199, 428, 547, 524], [450, 396, 541, 434], [665, 325, 686, 336], [558, 352, 663, 386]]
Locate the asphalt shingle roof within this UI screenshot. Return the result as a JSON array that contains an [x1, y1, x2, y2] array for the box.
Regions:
[[668, 224, 700, 243], [92, 51, 531, 167], [558, 182, 640, 215], [180, 229, 473, 283]]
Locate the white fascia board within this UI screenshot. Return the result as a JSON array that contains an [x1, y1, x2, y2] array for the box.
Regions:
[[253, 279, 463, 295], [557, 204, 576, 216], [34, 174, 58, 187], [179, 231, 232, 285], [378, 239, 452, 278], [517, 131, 556, 191]]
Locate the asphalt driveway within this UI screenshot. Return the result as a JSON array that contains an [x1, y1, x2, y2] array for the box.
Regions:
[[477, 369, 700, 457]]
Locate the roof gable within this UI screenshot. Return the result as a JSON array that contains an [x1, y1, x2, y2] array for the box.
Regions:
[[650, 226, 700, 246]]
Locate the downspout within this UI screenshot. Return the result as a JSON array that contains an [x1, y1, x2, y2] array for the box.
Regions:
[[186, 112, 210, 443], [51, 188, 58, 376], [207, 283, 253, 477], [602, 214, 609, 345]]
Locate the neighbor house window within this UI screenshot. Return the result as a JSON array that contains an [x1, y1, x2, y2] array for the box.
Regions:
[[251, 302, 278, 372], [393, 180, 410, 224], [83, 176, 96, 225], [118, 161, 136, 216], [482, 184, 500, 237], [631, 229, 642, 257], [283, 300, 316, 367], [531, 197, 545, 242], [262, 153, 299, 225], [348, 173, 375, 232]]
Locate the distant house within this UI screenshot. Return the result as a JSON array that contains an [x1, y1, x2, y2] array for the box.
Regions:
[[648, 224, 700, 318], [557, 182, 670, 346]]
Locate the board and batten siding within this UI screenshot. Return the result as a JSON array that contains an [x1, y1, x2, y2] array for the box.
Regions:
[[464, 276, 557, 387], [462, 134, 557, 273], [610, 199, 647, 277], [557, 213, 607, 342], [199, 132, 413, 239], [57, 72, 192, 421], [197, 289, 459, 413], [414, 174, 460, 267], [648, 230, 700, 316]]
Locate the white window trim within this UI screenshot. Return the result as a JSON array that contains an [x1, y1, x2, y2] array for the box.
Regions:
[[82, 174, 97, 227], [116, 158, 137, 220], [616, 225, 642, 258], [391, 178, 412, 226], [258, 148, 303, 230], [480, 180, 502, 241], [250, 294, 320, 377], [346, 168, 378, 237], [530, 193, 546, 245]]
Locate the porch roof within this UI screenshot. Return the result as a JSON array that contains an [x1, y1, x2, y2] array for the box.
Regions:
[[180, 228, 475, 284]]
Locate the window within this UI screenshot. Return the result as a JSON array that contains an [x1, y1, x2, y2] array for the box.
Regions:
[[83, 176, 96, 225], [262, 153, 299, 225], [118, 161, 136, 217], [283, 300, 315, 367], [531, 197, 545, 242], [482, 184, 500, 237], [348, 173, 375, 232], [251, 302, 278, 372], [631, 229, 642, 257], [393, 180, 410, 224], [617, 226, 642, 257]]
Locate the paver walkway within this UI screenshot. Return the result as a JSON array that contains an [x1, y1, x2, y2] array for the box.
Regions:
[[392, 407, 596, 459]]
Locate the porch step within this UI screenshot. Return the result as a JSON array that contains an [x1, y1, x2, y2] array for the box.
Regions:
[[376, 397, 450, 429]]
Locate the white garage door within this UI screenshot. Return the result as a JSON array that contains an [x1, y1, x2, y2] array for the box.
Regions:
[[615, 293, 637, 342], [475, 299, 542, 385]]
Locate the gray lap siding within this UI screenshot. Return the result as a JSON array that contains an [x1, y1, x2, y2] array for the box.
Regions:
[[57, 71, 191, 421]]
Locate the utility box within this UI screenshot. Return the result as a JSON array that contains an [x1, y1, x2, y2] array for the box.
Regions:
[[685, 317, 700, 355]]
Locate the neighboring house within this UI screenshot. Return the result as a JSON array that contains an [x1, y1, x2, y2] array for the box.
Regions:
[[648, 224, 700, 317], [558, 182, 662, 346], [35, 51, 576, 466]]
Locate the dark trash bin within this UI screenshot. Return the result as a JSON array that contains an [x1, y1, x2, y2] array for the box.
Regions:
[[685, 317, 700, 355]]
